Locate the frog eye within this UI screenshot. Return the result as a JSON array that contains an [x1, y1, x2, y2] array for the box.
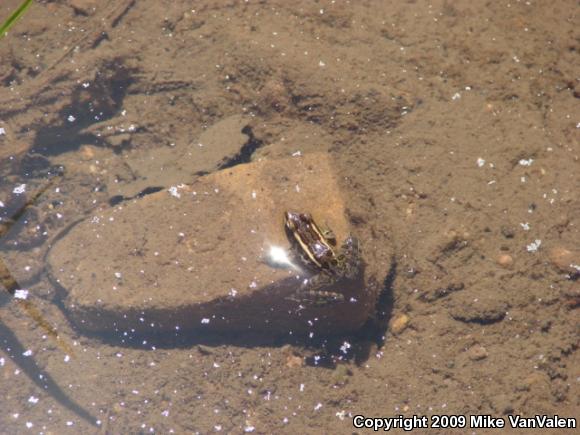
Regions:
[[285, 218, 296, 230]]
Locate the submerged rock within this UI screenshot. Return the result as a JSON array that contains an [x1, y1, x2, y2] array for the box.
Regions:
[[46, 153, 377, 341], [547, 246, 579, 275]]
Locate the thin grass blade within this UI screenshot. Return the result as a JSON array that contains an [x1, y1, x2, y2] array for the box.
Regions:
[[0, 0, 35, 38]]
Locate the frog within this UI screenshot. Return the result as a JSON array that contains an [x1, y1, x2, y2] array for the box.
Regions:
[[284, 211, 363, 305]]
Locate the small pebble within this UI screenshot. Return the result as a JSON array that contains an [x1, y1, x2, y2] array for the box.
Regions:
[[547, 246, 579, 274], [285, 354, 304, 368], [496, 254, 513, 268], [389, 314, 410, 335], [79, 145, 96, 161], [281, 345, 304, 368], [468, 345, 488, 361]]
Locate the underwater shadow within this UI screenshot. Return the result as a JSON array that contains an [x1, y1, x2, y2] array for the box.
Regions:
[[65, 258, 397, 368]]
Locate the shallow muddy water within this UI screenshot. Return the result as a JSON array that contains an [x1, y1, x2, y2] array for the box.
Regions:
[[0, 1, 578, 433]]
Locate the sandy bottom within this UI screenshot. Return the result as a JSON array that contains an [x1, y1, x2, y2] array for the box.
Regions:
[[0, 0, 578, 433]]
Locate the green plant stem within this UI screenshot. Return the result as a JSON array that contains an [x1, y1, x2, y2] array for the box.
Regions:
[[0, 0, 34, 38]]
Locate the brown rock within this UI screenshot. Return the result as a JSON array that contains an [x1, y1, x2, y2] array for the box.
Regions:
[[468, 345, 488, 361], [496, 254, 513, 268], [106, 133, 132, 148], [547, 246, 580, 274], [389, 314, 410, 335], [106, 115, 252, 199], [79, 145, 96, 161], [46, 153, 377, 340], [285, 354, 304, 368], [449, 291, 507, 324]]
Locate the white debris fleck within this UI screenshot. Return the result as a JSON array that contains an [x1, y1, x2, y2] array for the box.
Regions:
[[14, 289, 29, 300], [251, 190, 257, 199], [295, 184, 301, 193], [526, 239, 542, 252], [161, 410, 170, 417], [291, 150, 302, 157], [244, 426, 255, 433], [22, 349, 32, 357], [64, 354, 70, 363], [114, 272, 122, 279], [520, 222, 530, 231], [26, 422, 33, 429], [201, 318, 210, 324], [451, 92, 461, 100], [13, 184, 26, 195], [249, 281, 258, 289], [0, 200, 4, 207], [519, 158, 534, 166], [318, 60, 326, 67], [28, 396, 39, 404], [228, 288, 238, 297], [299, 383, 305, 392], [314, 403, 323, 411], [339, 341, 351, 354], [67, 115, 76, 122], [0, 127, 5, 135], [168, 186, 181, 198], [336, 410, 347, 420], [66, 421, 74, 426], [0, 357, 5, 366], [476, 158, 486, 167]]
